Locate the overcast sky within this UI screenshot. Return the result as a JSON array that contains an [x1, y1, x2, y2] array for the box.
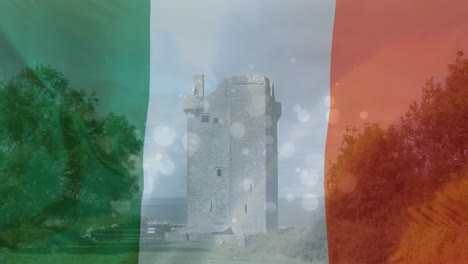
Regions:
[[144, 0, 335, 201]]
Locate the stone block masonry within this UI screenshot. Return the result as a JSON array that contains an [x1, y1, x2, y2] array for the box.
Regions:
[[181, 74, 281, 243]]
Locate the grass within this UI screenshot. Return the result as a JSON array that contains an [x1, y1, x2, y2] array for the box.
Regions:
[[1, 240, 139, 264], [1, 240, 311, 264], [139, 240, 309, 264], [1, 225, 327, 264]]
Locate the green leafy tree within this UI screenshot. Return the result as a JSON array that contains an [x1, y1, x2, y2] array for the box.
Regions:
[[0, 66, 142, 247]]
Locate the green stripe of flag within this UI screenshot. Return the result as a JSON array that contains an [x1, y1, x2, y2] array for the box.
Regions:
[[0, 1, 150, 263]]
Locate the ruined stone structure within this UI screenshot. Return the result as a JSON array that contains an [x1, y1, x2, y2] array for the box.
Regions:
[[180, 75, 281, 241]]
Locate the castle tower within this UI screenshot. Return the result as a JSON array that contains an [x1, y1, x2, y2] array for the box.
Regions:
[[183, 75, 281, 235]]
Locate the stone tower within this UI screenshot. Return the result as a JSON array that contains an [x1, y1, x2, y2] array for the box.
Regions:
[[183, 75, 281, 236]]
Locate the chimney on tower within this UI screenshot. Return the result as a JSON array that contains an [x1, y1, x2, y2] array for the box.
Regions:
[[193, 74, 204, 96], [270, 82, 275, 98]]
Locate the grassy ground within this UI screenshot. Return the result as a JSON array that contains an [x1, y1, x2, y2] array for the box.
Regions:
[[1, 225, 328, 264], [1, 240, 139, 264], [139, 240, 308, 264], [1, 240, 311, 264]]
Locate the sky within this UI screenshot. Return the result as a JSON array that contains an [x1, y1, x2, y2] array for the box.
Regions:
[[144, 0, 336, 200]]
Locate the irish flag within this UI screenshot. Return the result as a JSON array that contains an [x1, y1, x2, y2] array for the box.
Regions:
[[1, 1, 466, 264]]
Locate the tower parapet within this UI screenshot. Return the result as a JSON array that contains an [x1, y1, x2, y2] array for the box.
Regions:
[[192, 74, 204, 96]]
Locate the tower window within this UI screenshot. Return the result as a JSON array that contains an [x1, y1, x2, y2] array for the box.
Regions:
[[216, 168, 222, 176], [244, 205, 248, 214], [201, 114, 210, 123], [210, 201, 213, 212], [213, 118, 219, 124], [250, 183, 253, 192]]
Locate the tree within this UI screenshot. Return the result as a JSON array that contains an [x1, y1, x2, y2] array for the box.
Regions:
[[326, 52, 468, 263], [0, 66, 142, 247], [390, 172, 468, 264]]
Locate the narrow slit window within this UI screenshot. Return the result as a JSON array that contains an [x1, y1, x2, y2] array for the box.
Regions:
[[216, 168, 222, 177], [201, 114, 210, 123], [210, 201, 213, 212], [250, 183, 253, 192], [244, 204, 248, 214]]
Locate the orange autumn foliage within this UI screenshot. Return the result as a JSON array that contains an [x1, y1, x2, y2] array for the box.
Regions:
[[325, 52, 468, 264], [390, 173, 468, 264]]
